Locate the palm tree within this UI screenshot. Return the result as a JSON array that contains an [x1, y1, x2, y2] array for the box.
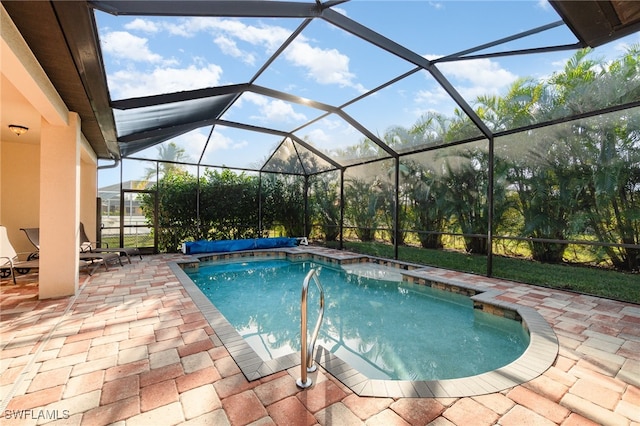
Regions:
[[143, 142, 190, 181], [545, 47, 640, 270], [402, 113, 454, 249], [344, 177, 381, 242], [479, 78, 577, 263], [475, 78, 541, 132], [310, 172, 341, 241], [440, 144, 491, 254]]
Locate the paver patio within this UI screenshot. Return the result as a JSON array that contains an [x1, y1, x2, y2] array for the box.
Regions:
[[1, 249, 639, 425]]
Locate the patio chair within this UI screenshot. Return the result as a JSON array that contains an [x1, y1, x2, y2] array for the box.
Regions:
[[20, 227, 41, 260], [1, 226, 40, 284], [21, 227, 123, 273], [79, 222, 142, 264]]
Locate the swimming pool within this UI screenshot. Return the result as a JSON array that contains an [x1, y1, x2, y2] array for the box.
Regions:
[[187, 257, 529, 381], [173, 248, 558, 397]]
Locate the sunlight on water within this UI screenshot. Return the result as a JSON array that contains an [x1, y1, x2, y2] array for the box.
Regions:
[[188, 258, 529, 380]]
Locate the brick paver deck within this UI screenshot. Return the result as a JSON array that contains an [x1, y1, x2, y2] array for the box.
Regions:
[[1, 250, 638, 425]]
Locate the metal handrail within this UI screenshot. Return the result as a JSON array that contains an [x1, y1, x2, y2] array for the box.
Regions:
[[296, 268, 325, 389]]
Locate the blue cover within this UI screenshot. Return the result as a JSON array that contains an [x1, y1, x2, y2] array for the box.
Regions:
[[183, 237, 298, 255]]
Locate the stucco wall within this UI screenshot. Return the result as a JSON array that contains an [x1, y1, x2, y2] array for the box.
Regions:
[[1, 140, 40, 256], [2, 4, 100, 297], [80, 146, 98, 241]]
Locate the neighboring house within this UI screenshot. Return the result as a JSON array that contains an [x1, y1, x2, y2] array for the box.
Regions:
[[99, 180, 152, 219]]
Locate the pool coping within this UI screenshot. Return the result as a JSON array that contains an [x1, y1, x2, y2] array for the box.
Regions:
[[169, 247, 559, 398]]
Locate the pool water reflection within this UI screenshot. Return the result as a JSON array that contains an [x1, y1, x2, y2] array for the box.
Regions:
[[187, 258, 529, 381]]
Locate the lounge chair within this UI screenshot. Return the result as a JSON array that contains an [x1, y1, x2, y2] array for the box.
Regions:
[[79, 222, 141, 264], [20, 227, 42, 260], [1, 226, 40, 284], [21, 227, 122, 272]]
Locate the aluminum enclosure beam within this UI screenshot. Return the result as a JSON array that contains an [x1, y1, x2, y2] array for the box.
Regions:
[[90, 1, 323, 18]]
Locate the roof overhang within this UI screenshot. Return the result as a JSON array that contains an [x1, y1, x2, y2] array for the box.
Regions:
[[3, 0, 119, 159], [550, 0, 640, 47]]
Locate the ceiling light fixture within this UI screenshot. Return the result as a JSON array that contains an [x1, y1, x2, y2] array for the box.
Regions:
[[8, 124, 29, 136]]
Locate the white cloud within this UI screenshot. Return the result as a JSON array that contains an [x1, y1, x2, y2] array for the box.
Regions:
[[173, 130, 207, 160], [231, 140, 249, 150], [177, 17, 290, 56], [148, 17, 364, 91], [255, 99, 307, 123], [407, 56, 520, 120], [108, 64, 224, 98], [439, 59, 517, 95], [127, 17, 289, 73], [121, 17, 197, 37], [108, 16, 366, 94], [304, 128, 331, 145], [101, 31, 163, 63], [201, 130, 251, 164], [300, 117, 360, 151], [237, 92, 306, 124], [285, 41, 351, 85], [414, 86, 450, 106], [416, 57, 517, 106], [608, 33, 640, 57], [194, 18, 290, 51], [241, 91, 267, 106], [207, 130, 233, 150], [536, 0, 551, 11], [124, 18, 160, 33], [321, 116, 348, 133], [303, 127, 352, 152], [214, 35, 256, 65], [332, 7, 348, 16], [162, 20, 196, 37], [285, 39, 365, 92]]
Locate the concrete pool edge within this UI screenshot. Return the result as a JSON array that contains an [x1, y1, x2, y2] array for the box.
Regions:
[[169, 248, 559, 398]]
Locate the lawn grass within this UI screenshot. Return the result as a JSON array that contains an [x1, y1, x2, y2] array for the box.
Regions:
[[102, 235, 154, 248], [326, 241, 640, 304]]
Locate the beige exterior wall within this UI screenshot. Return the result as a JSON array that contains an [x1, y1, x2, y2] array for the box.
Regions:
[[81, 138, 98, 242], [0, 140, 40, 256], [0, 130, 97, 262], [1, 4, 99, 298]]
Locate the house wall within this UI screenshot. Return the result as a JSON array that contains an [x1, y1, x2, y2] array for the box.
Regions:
[[0, 140, 40, 256], [2, 4, 100, 297], [80, 140, 98, 241], [0, 120, 98, 261]]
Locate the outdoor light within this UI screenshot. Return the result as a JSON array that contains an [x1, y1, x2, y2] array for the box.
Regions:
[[8, 124, 28, 136]]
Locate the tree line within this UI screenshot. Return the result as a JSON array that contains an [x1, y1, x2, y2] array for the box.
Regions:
[[141, 48, 640, 271]]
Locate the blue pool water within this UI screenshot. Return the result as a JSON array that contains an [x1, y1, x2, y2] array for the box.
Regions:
[[187, 258, 529, 381]]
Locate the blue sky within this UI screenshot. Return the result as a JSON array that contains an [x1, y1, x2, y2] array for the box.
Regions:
[[96, 0, 640, 187]]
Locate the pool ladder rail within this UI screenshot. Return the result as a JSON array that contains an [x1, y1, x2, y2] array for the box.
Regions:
[[296, 268, 325, 389]]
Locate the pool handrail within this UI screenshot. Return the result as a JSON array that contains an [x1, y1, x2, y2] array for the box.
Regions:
[[296, 268, 325, 389]]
